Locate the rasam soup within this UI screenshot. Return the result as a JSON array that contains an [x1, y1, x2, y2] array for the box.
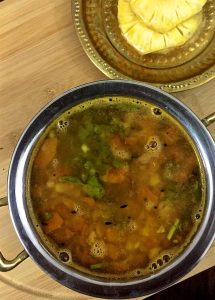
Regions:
[[29, 97, 204, 278]]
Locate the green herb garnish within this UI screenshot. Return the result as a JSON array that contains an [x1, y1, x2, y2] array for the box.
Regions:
[[167, 218, 180, 240], [112, 159, 124, 169], [59, 176, 81, 183], [84, 175, 105, 199], [90, 262, 108, 270]]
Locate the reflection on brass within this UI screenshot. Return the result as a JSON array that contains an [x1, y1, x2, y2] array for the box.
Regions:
[[0, 250, 29, 272], [202, 112, 215, 127], [0, 197, 8, 207], [72, 0, 215, 92], [0, 197, 29, 271]]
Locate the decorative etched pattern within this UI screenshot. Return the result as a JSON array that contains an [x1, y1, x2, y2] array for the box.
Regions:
[[72, 0, 215, 92]]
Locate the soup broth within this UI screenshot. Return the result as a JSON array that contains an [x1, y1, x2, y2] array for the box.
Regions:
[[30, 97, 204, 278]]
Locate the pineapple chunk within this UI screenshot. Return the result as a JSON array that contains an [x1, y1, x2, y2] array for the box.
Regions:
[[130, 0, 206, 33], [121, 12, 202, 54], [165, 13, 202, 47], [118, 0, 138, 34]]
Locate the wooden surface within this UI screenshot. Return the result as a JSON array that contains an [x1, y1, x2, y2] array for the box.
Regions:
[[0, 0, 215, 299]]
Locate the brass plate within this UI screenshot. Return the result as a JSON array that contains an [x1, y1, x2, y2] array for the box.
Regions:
[[72, 0, 215, 92]]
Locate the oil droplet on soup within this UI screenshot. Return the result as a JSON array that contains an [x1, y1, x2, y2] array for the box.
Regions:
[[30, 97, 204, 278]]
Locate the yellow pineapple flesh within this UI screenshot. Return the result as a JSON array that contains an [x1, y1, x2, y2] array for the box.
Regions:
[[118, 0, 203, 55], [123, 13, 202, 54], [118, 0, 138, 33], [130, 0, 206, 33]]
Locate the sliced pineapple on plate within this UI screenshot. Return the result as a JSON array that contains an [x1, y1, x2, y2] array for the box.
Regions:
[[130, 0, 206, 33], [118, 0, 138, 34], [122, 13, 202, 55]]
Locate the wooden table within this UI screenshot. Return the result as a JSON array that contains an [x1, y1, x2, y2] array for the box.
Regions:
[[0, 1, 214, 299]]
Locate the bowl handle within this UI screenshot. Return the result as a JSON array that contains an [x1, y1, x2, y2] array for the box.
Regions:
[[0, 197, 29, 272], [202, 112, 215, 127]]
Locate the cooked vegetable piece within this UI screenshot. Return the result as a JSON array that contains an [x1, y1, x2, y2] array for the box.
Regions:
[[111, 135, 131, 160], [101, 167, 128, 184], [35, 137, 57, 168], [81, 144, 90, 153], [41, 212, 53, 222], [45, 212, 63, 234]]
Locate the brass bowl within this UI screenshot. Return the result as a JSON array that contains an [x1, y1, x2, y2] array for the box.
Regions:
[[72, 0, 215, 92]]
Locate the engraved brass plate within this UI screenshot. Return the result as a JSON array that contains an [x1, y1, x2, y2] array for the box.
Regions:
[[72, 0, 215, 92]]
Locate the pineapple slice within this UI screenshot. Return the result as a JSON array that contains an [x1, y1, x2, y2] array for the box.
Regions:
[[118, 0, 138, 34], [122, 13, 202, 54], [130, 0, 206, 33]]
